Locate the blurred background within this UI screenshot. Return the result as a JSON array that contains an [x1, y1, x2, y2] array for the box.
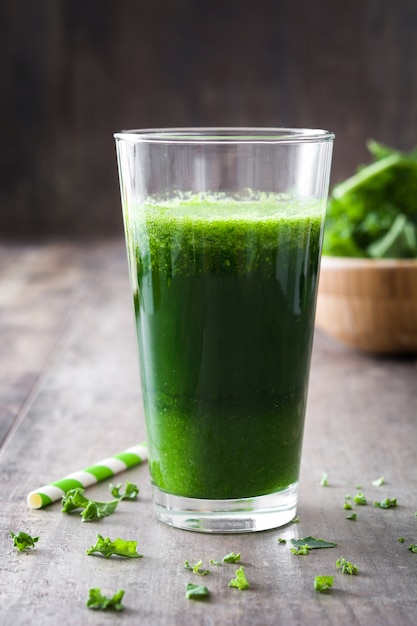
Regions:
[[1, 0, 417, 239]]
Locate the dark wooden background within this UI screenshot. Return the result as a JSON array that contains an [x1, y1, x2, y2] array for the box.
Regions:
[[1, 0, 417, 239]]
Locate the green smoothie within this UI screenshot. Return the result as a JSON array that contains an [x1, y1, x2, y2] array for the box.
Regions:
[[124, 193, 323, 500]]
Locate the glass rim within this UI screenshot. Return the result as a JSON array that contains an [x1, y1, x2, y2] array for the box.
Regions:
[[113, 127, 335, 144]]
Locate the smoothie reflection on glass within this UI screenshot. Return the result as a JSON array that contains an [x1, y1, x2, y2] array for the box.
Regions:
[[114, 128, 334, 533]]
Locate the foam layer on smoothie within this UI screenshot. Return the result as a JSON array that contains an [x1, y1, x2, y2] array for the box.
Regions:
[[129, 192, 324, 277]]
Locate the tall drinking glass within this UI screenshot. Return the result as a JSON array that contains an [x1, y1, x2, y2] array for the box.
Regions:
[[114, 128, 334, 533]]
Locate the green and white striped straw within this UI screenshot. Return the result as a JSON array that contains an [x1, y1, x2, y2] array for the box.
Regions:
[[27, 443, 148, 509]]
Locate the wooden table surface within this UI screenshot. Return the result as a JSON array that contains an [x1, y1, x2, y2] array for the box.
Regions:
[[0, 240, 416, 626]]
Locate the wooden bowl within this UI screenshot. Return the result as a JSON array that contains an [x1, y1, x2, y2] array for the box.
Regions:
[[316, 256, 417, 354]]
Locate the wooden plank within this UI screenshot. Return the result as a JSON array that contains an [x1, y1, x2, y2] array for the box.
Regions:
[[0, 242, 416, 625], [0, 243, 88, 444]]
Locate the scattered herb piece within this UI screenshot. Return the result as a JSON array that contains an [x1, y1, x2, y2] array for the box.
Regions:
[[184, 559, 209, 576], [398, 537, 405, 543], [336, 556, 358, 575], [61, 488, 89, 513], [346, 513, 357, 521], [374, 497, 398, 509], [86, 534, 142, 558], [408, 544, 417, 553], [290, 537, 337, 550], [81, 500, 118, 521], [314, 575, 334, 593], [228, 566, 250, 590], [353, 492, 367, 505], [320, 472, 329, 487], [292, 516, 300, 523], [291, 545, 310, 555], [372, 476, 385, 487], [277, 538, 287, 544], [356, 485, 362, 490], [185, 583, 210, 600], [86, 588, 125, 611], [10, 530, 39, 552], [343, 501, 353, 510], [61, 488, 118, 522], [110, 480, 139, 501], [209, 558, 221, 566], [222, 552, 241, 564]]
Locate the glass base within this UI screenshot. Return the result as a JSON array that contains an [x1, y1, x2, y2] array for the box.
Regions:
[[152, 482, 298, 533]]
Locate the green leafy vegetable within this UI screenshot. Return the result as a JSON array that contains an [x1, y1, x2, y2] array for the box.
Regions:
[[408, 544, 417, 553], [185, 583, 210, 600], [86, 588, 125, 611], [290, 536, 337, 550], [343, 501, 353, 510], [209, 558, 221, 566], [398, 537, 405, 543], [336, 556, 358, 575], [86, 534, 142, 558], [314, 575, 334, 593], [228, 565, 250, 590], [277, 538, 287, 544], [367, 138, 401, 161], [10, 530, 39, 552], [353, 492, 367, 506], [346, 512, 357, 521], [184, 559, 209, 576], [110, 480, 139, 501], [374, 497, 398, 509], [222, 552, 241, 563], [292, 516, 300, 523], [323, 140, 417, 259], [61, 488, 118, 521], [372, 476, 385, 487]]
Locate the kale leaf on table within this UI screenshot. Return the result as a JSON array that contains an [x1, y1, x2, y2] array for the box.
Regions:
[[323, 140, 417, 259]]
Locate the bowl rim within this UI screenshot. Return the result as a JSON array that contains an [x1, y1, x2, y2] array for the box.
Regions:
[[321, 256, 417, 269]]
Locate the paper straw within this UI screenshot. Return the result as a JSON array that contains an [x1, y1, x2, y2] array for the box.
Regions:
[[27, 443, 148, 509]]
